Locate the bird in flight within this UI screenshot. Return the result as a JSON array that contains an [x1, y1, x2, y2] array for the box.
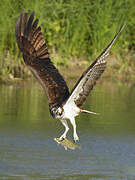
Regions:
[[15, 10, 124, 142]]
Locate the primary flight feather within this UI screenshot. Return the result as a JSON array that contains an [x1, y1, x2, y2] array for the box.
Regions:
[[15, 11, 124, 142], [15, 10, 70, 109]]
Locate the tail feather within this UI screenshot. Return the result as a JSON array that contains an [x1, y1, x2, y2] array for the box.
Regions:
[[81, 109, 99, 115]]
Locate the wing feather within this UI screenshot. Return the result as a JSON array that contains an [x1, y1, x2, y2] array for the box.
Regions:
[[15, 11, 69, 108], [66, 24, 125, 107]]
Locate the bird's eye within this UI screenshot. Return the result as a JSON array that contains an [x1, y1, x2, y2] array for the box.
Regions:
[[57, 110, 62, 116], [58, 112, 61, 116]]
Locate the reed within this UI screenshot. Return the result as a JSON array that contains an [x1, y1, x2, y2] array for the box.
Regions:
[[0, 0, 134, 80]]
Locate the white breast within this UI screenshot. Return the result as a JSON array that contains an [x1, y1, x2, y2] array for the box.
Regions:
[[63, 101, 80, 120]]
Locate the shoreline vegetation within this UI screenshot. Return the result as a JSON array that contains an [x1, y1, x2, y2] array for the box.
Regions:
[[0, 0, 135, 84], [2, 55, 135, 86]]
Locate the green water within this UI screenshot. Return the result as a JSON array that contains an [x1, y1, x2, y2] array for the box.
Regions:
[[0, 81, 135, 180]]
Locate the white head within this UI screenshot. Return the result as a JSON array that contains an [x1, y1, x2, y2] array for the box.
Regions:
[[50, 107, 64, 119]]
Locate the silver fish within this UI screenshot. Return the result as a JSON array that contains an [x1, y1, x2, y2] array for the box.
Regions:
[[54, 138, 81, 150]]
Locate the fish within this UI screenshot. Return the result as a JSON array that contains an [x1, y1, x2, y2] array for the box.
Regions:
[[54, 138, 81, 150]]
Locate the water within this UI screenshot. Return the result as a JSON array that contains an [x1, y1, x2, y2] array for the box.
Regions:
[[0, 81, 135, 180]]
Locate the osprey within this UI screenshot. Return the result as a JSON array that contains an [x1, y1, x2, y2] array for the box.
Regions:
[[15, 11, 124, 142]]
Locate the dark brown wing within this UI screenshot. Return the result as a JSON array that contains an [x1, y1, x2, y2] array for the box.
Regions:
[[15, 10, 69, 108], [65, 24, 125, 107]]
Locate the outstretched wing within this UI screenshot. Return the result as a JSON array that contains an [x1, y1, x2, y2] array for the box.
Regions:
[[65, 24, 125, 107], [15, 11, 70, 108]]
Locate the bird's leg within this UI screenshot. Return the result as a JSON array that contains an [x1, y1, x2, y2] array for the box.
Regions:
[[59, 119, 69, 140], [69, 118, 79, 142]]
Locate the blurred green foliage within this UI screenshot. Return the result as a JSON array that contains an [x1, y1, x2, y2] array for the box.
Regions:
[[0, 0, 134, 80]]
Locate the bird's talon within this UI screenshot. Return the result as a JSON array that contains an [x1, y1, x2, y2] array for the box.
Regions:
[[73, 136, 79, 143], [74, 139, 79, 143], [59, 135, 66, 141]]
